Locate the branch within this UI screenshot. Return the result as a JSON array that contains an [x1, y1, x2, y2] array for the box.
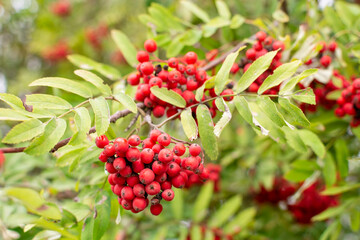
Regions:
[[0, 103, 145, 154]]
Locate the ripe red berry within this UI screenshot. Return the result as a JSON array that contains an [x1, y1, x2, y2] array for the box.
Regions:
[[272, 41, 285, 51], [136, 51, 150, 63], [186, 78, 198, 91], [140, 148, 155, 164], [145, 181, 161, 195], [157, 133, 171, 147], [139, 168, 155, 184], [158, 148, 174, 163], [177, 64, 186, 73], [184, 156, 200, 171], [119, 165, 132, 178], [246, 48, 256, 61], [328, 42, 337, 52], [162, 189, 174, 201], [168, 57, 178, 68], [155, 172, 167, 183], [248, 83, 259, 92], [132, 160, 145, 173], [150, 129, 162, 143], [173, 143, 186, 156], [168, 70, 181, 83], [184, 51, 198, 64], [120, 198, 133, 210], [185, 65, 196, 75], [167, 162, 181, 177], [95, 135, 109, 148], [108, 174, 115, 185], [121, 186, 135, 201], [152, 160, 166, 175], [106, 162, 117, 174], [127, 175, 140, 187], [256, 31, 267, 42], [113, 184, 123, 196], [353, 79, 360, 89], [199, 168, 210, 180], [132, 197, 147, 212], [171, 174, 186, 188], [128, 135, 141, 146], [161, 181, 172, 190], [153, 105, 165, 118], [133, 184, 146, 197], [99, 152, 108, 163], [320, 55, 332, 68], [195, 69, 207, 83], [144, 39, 157, 53], [253, 41, 263, 51], [264, 36, 273, 45], [334, 107, 345, 118], [189, 144, 201, 156], [150, 204, 163, 215], [104, 144, 116, 157], [113, 157, 126, 171], [182, 90, 196, 105], [126, 148, 140, 162], [127, 73, 140, 86], [142, 138, 155, 149], [221, 89, 234, 101], [152, 144, 163, 154], [230, 63, 240, 74], [113, 173, 126, 185], [149, 77, 163, 88], [140, 62, 154, 75], [114, 138, 129, 154]]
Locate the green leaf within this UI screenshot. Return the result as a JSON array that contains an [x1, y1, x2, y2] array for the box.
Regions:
[[81, 217, 94, 240], [150, 86, 186, 108], [89, 97, 110, 136], [113, 93, 138, 113], [326, 89, 343, 100], [323, 153, 337, 187], [350, 210, 360, 232], [6, 188, 62, 220], [0, 93, 25, 110], [292, 88, 316, 105], [180, 0, 210, 22], [149, 3, 184, 31], [26, 94, 72, 110], [25, 118, 67, 156], [180, 108, 198, 141], [111, 30, 138, 67], [2, 119, 45, 144], [334, 139, 349, 178], [56, 145, 87, 167], [214, 99, 232, 137], [166, 36, 184, 58], [298, 129, 325, 158], [280, 69, 318, 94], [257, 96, 286, 127], [195, 84, 206, 102], [171, 188, 184, 220], [235, 50, 278, 93], [205, 17, 230, 28], [321, 183, 360, 196], [230, 14, 245, 29], [69, 107, 91, 145], [285, 169, 313, 182], [74, 70, 112, 96], [93, 196, 111, 240], [35, 219, 76, 240], [29, 77, 92, 98], [278, 98, 310, 126], [215, 0, 231, 20], [233, 96, 256, 128], [178, 29, 202, 46], [215, 46, 245, 95], [190, 225, 202, 240], [208, 195, 242, 228], [312, 205, 345, 221], [272, 9, 289, 22], [282, 127, 307, 153], [224, 207, 256, 234], [0, 108, 30, 121], [193, 181, 214, 223], [63, 202, 91, 222], [196, 104, 218, 160], [67, 54, 121, 80], [258, 60, 301, 94], [291, 159, 319, 171], [319, 220, 341, 240]]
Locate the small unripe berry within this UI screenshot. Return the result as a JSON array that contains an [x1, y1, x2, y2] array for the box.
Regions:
[[95, 135, 109, 148], [139, 168, 155, 184], [162, 189, 174, 201], [144, 39, 157, 53], [150, 204, 163, 215]]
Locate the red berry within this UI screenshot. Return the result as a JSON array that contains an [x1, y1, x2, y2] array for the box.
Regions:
[[149, 77, 163, 88], [105, 162, 117, 174], [133, 184, 146, 197], [155, 172, 167, 183], [113, 157, 126, 171], [162, 189, 174, 201], [120, 198, 133, 210], [114, 138, 129, 154], [113, 173, 126, 185], [168, 70, 181, 83], [195, 70, 207, 83], [127, 175, 140, 187], [141, 148, 155, 164], [173, 143, 186, 156], [189, 144, 201, 156], [353, 79, 360, 89], [95, 135, 109, 148], [199, 168, 210, 180], [334, 107, 345, 118], [328, 42, 337, 52], [221, 89, 234, 101], [184, 51, 198, 64], [343, 103, 355, 115], [144, 39, 157, 53], [104, 144, 116, 157], [150, 129, 162, 143], [161, 181, 172, 190], [256, 31, 267, 42], [246, 49, 256, 60], [264, 36, 273, 45], [136, 51, 150, 63], [150, 204, 163, 215], [248, 83, 259, 92], [119, 165, 132, 178], [157, 133, 171, 147], [127, 73, 140, 86], [185, 65, 196, 75], [253, 41, 263, 51], [171, 174, 186, 188], [132, 160, 145, 173], [128, 135, 141, 146], [186, 78, 198, 91], [273, 41, 285, 51], [158, 148, 174, 163], [152, 144, 163, 154], [320, 55, 331, 68], [230, 63, 240, 74], [167, 162, 181, 177], [132, 197, 147, 212], [99, 152, 108, 162], [184, 156, 200, 171], [168, 57, 178, 68], [152, 160, 166, 175], [121, 186, 135, 201], [139, 168, 155, 185], [140, 62, 154, 75], [145, 181, 161, 195], [108, 174, 115, 185], [182, 90, 196, 105], [126, 148, 140, 162], [142, 138, 155, 149], [153, 105, 165, 118], [113, 184, 123, 196]]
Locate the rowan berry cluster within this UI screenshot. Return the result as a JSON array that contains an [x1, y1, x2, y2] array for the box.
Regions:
[[334, 78, 360, 127], [96, 130, 210, 215], [85, 23, 109, 50], [128, 39, 234, 119], [254, 177, 296, 205], [288, 181, 339, 224], [51, 0, 71, 17], [231, 31, 285, 94], [42, 42, 69, 63]]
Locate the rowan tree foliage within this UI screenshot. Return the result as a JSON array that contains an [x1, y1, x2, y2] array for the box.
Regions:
[[1, 1, 360, 240]]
